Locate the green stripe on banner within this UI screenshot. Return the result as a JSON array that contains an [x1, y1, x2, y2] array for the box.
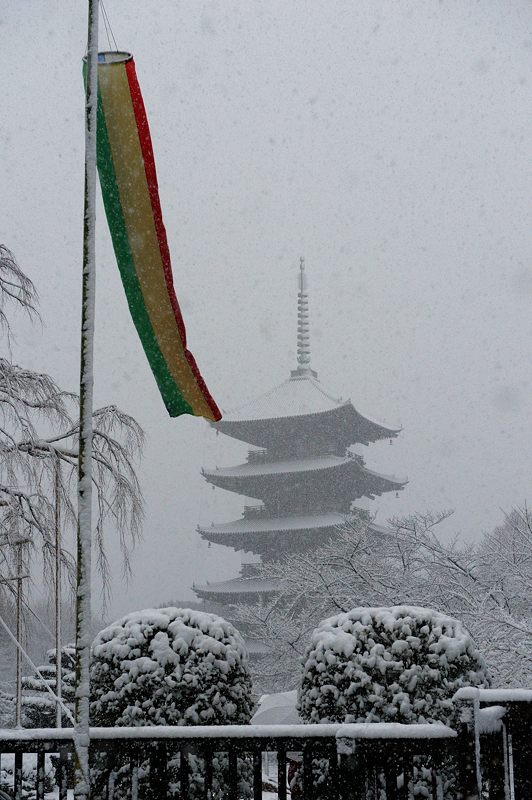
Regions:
[[95, 85, 194, 417]]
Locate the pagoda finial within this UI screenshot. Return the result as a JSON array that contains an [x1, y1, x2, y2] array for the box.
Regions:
[[296, 256, 312, 373]]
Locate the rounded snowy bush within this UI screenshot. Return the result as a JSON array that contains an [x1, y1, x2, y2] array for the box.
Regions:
[[90, 607, 253, 727], [299, 605, 489, 725]]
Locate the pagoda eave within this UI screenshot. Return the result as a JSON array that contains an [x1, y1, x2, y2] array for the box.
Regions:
[[203, 456, 407, 502], [198, 510, 349, 536], [214, 389, 400, 450], [198, 524, 342, 555], [194, 577, 279, 604]]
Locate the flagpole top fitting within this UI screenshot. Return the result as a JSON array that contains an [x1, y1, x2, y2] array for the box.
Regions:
[[83, 51, 133, 66]]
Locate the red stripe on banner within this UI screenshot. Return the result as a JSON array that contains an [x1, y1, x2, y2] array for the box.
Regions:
[[125, 58, 221, 421]]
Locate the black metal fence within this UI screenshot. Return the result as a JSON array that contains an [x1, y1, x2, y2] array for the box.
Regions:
[[0, 691, 529, 799]]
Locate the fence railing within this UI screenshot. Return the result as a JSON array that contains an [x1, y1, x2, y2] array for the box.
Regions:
[[0, 691, 529, 799], [454, 688, 531, 800]]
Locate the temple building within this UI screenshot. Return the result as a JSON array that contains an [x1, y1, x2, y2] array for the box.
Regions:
[[193, 259, 406, 654]]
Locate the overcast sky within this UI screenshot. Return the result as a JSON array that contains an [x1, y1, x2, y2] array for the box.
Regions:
[[1, 1, 531, 622]]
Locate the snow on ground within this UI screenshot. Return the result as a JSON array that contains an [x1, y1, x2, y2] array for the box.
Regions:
[[252, 690, 300, 725]]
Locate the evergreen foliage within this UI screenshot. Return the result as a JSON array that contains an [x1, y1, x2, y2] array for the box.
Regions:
[[0, 690, 15, 729], [90, 608, 254, 799], [295, 606, 490, 799], [90, 607, 253, 726], [21, 644, 75, 728], [299, 605, 489, 726]]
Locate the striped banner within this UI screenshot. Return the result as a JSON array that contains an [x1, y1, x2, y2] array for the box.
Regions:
[[90, 51, 221, 421]]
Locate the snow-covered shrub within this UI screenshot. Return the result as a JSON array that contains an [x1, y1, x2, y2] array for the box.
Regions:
[[297, 606, 489, 799], [90, 607, 253, 726], [299, 605, 489, 725], [90, 608, 253, 799]]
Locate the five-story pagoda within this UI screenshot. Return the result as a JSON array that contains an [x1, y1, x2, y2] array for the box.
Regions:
[[194, 260, 406, 651]]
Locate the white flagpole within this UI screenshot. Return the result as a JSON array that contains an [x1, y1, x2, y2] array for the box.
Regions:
[[15, 540, 23, 728], [74, 1, 98, 797], [55, 457, 62, 729]]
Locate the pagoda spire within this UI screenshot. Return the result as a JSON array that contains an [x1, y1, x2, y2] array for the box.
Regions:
[[294, 257, 316, 377]]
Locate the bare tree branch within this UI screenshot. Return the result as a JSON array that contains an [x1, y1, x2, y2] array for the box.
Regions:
[[0, 246, 39, 340]]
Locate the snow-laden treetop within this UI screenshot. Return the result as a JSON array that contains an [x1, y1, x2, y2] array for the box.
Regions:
[[93, 607, 247, 665], [90, 607, 253, 727], [299, 605, 489, 726]]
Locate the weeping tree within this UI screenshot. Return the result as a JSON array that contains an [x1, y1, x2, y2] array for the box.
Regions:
[[0, 244, 144, 614]]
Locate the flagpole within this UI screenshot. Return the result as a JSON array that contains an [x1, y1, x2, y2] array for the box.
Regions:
[[54, 457, 62, 729], [15, 540, 23, 728], [74, 1, 98, 797]]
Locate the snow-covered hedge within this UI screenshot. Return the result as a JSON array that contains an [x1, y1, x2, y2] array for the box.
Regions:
[[90, 607, 253, 727], [299, 605, 489, 726], [90, 609, 254, 798]]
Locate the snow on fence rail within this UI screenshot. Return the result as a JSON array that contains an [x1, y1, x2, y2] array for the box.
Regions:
[[454, 687, 532, 704], [0, 695, 530, 799], [0, 721, 457, 742]]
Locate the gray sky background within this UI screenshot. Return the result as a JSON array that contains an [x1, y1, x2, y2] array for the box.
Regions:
[[1, 1, 531, 622]]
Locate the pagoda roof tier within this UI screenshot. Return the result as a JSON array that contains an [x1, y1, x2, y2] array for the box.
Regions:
[[200, 510, 348, 536], [198, 511, 348, 554], [193, 576, 280, 603], [198, 511, 392, 555], [202, 454, 407, 504], [214, 374, 400, 449]]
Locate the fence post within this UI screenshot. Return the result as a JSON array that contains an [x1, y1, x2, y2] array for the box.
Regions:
[[14, 751, 23, 800], [302, 744, 314, 800], [384, 746, 400, 800], [58, 746, 69, 800], [456, 701, 481, 800], [277, 748, 287, 800], [337, 752, 352, 800], [400, 749, 413, 800], [148, 742, 167, 799], [481, 729, 506, 800], [36, 750, 46, 800], [326, 744, 338, 800], [507, 703, 532, 800], [202, 746, 214, 799], [178, 747, 190, 800], [253, 749, 262, 799], [130, 745, 140, 800], [227, 749, 239, 800], [337, 744, 366, 800]]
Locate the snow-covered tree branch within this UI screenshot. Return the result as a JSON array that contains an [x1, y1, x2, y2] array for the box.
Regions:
[[0, 247, 144, 603], [0, 245, 39, 334], [236, 509, 531, 691]]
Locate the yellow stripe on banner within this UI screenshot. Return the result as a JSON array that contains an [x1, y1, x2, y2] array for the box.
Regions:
[[98, 63, 213, 418]]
